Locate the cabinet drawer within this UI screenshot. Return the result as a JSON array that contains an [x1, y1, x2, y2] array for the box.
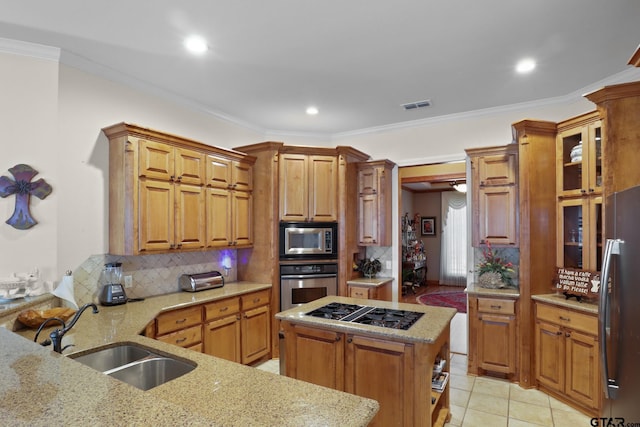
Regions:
[[536, 303, 597, 336], [477, 298, 515, 315], [205, 297, 240, 321], [156, 306, 202, 335], [349, 286, 369, 299], [241, 290, 270, 311], [156, 324, 202, 348]]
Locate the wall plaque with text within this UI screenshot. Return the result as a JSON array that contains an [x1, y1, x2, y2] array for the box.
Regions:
[[554, 267, 601, 301]]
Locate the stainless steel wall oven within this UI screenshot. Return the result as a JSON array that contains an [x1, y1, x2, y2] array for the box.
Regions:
[[279, 262, 338, 311]]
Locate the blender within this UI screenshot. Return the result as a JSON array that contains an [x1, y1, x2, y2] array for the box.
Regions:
[[98, 262, 127, 306]]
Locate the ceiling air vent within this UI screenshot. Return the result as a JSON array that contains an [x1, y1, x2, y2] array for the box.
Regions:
[[402, 99, 432, 111]]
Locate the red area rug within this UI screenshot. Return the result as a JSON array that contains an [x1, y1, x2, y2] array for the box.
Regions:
[[417, 289, 467, 313]]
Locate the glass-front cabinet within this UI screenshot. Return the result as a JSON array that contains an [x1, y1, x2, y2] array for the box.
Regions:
[[556, 112, 602, 198], [557, 197, 602, 271]]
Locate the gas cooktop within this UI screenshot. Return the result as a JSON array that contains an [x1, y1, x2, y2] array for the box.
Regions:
[[305, 302, 424, 330]]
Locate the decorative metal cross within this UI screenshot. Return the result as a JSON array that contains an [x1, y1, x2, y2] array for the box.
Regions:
[[0, 164, 52, 230]]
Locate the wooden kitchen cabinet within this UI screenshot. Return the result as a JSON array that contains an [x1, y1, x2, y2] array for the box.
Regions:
[[466, 145, 519, 247], [206, 155, 253, 248], [279, 153, 338, 222], [280, 319, 450, 427], [357, 160, 395, 246], [467, 295, 518, 378], [555, 112, 603, 272], [154, 305, 203, 350], [534, 301, 600, 415], [347, 279, 392, 302], [103, 122, 255, 255], [202, 289, 271, 365]]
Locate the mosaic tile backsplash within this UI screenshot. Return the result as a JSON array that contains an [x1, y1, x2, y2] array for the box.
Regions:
[[71, 250, 237, 306]]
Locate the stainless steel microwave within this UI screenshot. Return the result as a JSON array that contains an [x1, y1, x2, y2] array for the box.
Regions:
[[279, 222, 338, 260]]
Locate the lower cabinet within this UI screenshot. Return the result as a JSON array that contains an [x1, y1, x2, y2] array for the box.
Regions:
[[467, 295, 518, 378], [281, 320, 450, 427], [534, 301, 601, 415], [347, 280, 392, 301], [149, 289, 271, 365], [202, 289, 271, 365]]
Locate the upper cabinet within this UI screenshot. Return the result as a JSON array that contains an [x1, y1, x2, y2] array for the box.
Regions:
[[279, 153, 338, 222], [103, 123, 255, 255], [466, 144, 519, 247], [357, 160, 394, 246], [555, 112, 603, 272]]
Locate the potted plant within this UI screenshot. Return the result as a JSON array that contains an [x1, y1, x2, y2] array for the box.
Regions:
[[477, 242, 515, 288], [359, 257, 382, 279]]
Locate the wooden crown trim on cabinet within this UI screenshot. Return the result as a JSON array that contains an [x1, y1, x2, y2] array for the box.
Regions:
[[103, 122, 256, 255]]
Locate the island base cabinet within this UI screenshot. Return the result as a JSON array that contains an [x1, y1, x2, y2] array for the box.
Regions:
[[280, 320, 451, 427], [345, 335, 414, 427]]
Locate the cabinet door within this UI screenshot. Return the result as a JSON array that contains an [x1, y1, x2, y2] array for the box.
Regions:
[[477, 313, 516, 374], [233, 190, 253, 246], [232, 160, 253, 192], [535, 320, 565, 393], [279, 153, 309, 221], [139, 179, 174, 252], [565, 329, 600, 409], [557, 197, 602, 271], [348, 286, 371, 299], [557, 119, 602, 198], [477, 152, 516, 186], [175, 183, 205, 250], [358, 167, 378, 194], [203, 314, 242, 363], [308, 155, 338, 221], [206, 187, 232, 247], [283, 323, 344, 390], [139, 139, 174, 181], [358, 193, 378, 245], [345, 335, 414, 427], [241, 304, 271, 364], [156, 325, 202, 349], [175, 147, 205, 185], [206, 156, 232, 189], [476, 185, 517, 246]]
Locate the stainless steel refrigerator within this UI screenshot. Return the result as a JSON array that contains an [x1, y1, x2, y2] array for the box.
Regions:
[[600, 184, 640, 423]]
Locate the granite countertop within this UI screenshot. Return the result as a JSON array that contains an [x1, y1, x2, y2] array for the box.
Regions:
[[465, 283, 520, 299], [345, 276, 393, 287], [275, 295, 456, 344], [2, 283, 378, 426], [531, 293, 599, 314]]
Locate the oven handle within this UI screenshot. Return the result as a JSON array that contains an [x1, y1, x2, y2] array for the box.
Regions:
[[280, 273, 338, 280]]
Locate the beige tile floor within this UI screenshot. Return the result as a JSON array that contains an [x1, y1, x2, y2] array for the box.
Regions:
[[256, 354, 593, 427]]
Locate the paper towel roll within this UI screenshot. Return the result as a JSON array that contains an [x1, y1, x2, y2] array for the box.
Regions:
[[52, 273, 78, 309]]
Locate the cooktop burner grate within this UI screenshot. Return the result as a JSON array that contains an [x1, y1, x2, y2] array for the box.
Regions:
[[305, 303, 424, 330]]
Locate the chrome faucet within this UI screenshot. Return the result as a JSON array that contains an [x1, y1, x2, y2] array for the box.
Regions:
[[34, 303, 100, 353]]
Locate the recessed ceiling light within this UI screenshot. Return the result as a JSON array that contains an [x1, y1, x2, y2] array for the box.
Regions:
[[516, 58, 536, 73], [306, 106, 319, 115], [184, 36, 208, 54]]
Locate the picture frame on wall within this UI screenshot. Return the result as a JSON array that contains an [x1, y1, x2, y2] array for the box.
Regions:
[[421, 217, 436, 236]]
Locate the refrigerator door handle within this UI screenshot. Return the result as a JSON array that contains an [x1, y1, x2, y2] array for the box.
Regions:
[[599, 238, 621, 400]]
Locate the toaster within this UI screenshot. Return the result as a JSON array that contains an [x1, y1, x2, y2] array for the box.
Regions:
[[179, 271, 225, 292]]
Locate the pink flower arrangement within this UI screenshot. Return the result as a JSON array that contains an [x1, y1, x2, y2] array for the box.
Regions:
[[477, 242, 514, 287]]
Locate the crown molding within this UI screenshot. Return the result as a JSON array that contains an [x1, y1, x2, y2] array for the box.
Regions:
[[0, 37, 60, 61]]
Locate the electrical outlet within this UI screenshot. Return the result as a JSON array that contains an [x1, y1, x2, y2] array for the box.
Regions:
[[124, 275, 133, 288], [385, 261, 392, 270]]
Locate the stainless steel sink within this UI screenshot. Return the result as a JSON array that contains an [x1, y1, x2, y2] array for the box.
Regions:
[[107, 357, 196, 391], [69, 342, 196, 390], [72, 344, 152, 372]]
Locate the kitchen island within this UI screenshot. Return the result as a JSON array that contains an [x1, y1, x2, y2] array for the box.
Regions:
[[276, 296, 456, 427], [1, 283, 378, 426]]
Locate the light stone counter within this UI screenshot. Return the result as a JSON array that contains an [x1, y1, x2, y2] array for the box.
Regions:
[[2, 282, 378, 426], [465, 283, 520, 299], [531, 293, 598, 314], [345, 276, 393, 287], [276, 295, 456, 344]]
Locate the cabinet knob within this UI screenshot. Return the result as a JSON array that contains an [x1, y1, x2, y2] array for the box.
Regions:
[[490, 305, 502, 310], [565, 332, 571, 338], [559, 316, 570, 322], [556, 331, 563, 336], [347, 337, 353, 343], [175, 337, 187, 344], [176, 176, 183, 182], [580, 189, 587, 194], [589, 188, 594, 193], [335, 336, 341, 342]]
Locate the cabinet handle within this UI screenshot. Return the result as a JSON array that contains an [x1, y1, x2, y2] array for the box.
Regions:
[[176, 176, 182, 182], [589, 188, 595, 193], [556, 331, 563, 336], [176, 318, 187, 324], [580, 189, 587, 194], [170, 175, 175, 181], [176, 243, 182, 248], [169, 244, 176, 249], [236, 314, 241, 320], [565, 332, 571, 338], [347, 338, 353, 343], [219, 307, 228, 312], [175, 337, 187, 344], [335, 336, 341, 342], [559, 316, 570, 322], [490, 305, 502, 309], [253, 298, 261, 303]]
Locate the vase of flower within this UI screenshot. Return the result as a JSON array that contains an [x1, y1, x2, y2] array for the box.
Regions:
[[477, 242, 515, 289]]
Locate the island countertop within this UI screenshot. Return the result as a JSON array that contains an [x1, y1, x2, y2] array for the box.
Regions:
[[2, 283, 378, 426], [275, 295, 456, 344]]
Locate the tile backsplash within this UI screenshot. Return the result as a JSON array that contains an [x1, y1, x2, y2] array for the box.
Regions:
[[71, 250, 237, 306]]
